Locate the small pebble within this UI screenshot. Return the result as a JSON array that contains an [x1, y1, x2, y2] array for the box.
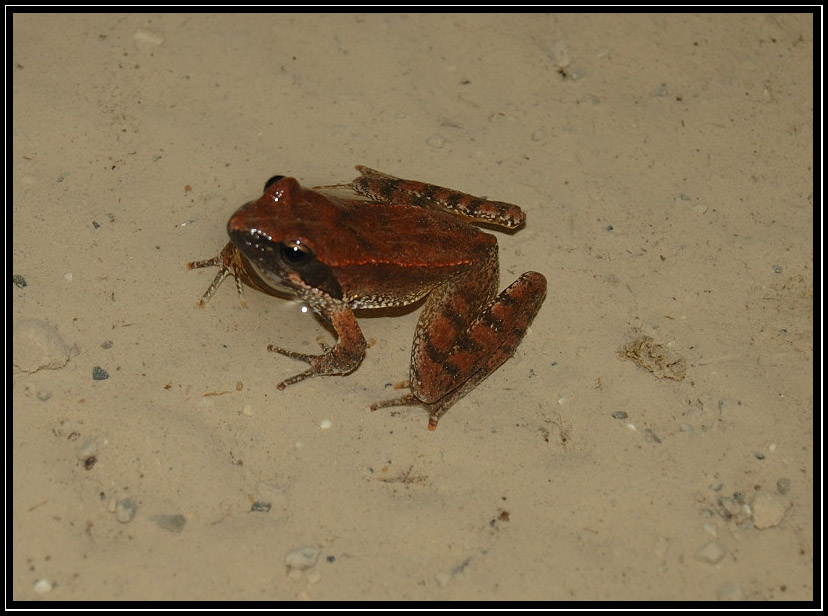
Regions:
[[285, 546, 320, 570], [37, 390, 52, 401], [752, 491, 788, 529], [773, 264, 783, 274], [13, 319, 70, 372], [426, 134, 446, 149], [717, 582, 744, 601], [718, 496, 742, 518], [152, 514, 186, 533], [560, 65, 584, 80], [250, 501, 271, 513], [435, 572, 451, 588], [611, 411, 628, 419], [13, 274, 27, 288], [115, 498, 137, 523], [92, 366, 109, 380], [547, 40, 571, 67], [776, 477, 791, 495], [320, 419, 332, 429], [531, 129, 546, 141], [133, 28, 164, 46], [287, 569, 304, 581], [644, 429, 662, 444], [696, 541, 725, 564], [75, 438, 98, 461], [33, 579, 53, 594], [64, 272, 73, 282]]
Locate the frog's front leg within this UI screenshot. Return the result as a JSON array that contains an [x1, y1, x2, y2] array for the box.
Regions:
[[187, 241, 251, 307], [269, 304, 367, 390], [187, 241, 290, 307]]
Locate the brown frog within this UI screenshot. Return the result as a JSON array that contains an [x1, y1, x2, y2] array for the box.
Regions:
[[188, 166, 547, 429]]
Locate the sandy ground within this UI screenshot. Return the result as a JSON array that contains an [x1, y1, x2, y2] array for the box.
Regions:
[[11, 13, 814, 602]]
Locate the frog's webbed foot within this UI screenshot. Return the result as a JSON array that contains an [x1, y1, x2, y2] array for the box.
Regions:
[[269, 337, 364, 390], [370, 389, 449, 431]]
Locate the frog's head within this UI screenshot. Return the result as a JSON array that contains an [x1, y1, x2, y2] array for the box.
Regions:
[[226, 175, 344, 304]]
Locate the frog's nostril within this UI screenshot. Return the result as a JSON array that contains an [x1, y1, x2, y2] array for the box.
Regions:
[[264, 175, 285, 191]]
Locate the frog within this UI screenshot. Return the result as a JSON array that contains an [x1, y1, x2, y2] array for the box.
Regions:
[[188, 166, 547, 430]]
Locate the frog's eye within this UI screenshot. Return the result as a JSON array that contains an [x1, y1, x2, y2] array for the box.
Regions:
[[264, 175, 285, 191], [279, 241, 314, 266]]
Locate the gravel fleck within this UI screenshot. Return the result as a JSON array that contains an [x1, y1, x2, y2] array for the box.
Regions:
[[37, 390, 52, 401], [13, 274, 27, 288], [426, 134, 446, 149], [115, 498, 137, 523], [134, 28, 164, 46], [285, 546, 320, 570], [612, 411, 628, 419], [718, 496, 742, 519], [776, 477, 791, 494], [250, 501, 271, 513], [33, 579, 53, 594], [547, 40, 571, 67], [696, 541, 725, 564], [75, 438, 98, 461], [152, 514, 186, 533], [92, 366, 109, 380], [717, 582, 744, 601], [644, 428, 662, 444], [752, 491, 789, 529]]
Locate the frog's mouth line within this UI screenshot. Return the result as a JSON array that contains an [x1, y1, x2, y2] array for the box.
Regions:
[[247, 257, 296, 297]]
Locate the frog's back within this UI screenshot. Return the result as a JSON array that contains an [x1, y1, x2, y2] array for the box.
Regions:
[[321, 199, 497, 309]]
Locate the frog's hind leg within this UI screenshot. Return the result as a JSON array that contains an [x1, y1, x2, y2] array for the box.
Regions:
[[375, 253, 546, 429], [425, 271, 547, 428], [372, 269, 546, 430]]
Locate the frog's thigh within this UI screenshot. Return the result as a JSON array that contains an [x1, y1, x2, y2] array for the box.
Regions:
[[411, 269, 546, 403]]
